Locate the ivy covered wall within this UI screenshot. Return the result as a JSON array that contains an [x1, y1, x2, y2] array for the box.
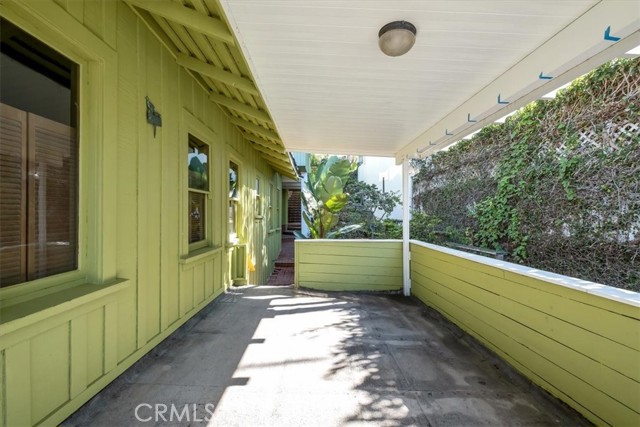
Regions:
[[412, 58, 639, 291]]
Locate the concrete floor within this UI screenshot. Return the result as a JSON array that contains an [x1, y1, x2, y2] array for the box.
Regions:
[[64, 286, 589, 427]]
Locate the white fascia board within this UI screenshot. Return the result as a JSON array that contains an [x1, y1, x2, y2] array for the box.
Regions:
[[398, 1, 640, 163]]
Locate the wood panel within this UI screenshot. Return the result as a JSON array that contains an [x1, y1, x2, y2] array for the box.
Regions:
[[143, 24, 162, 343], [411, 249, 639, 346], [0, 1, 284, 426], [410, 242, 640, 427], [135, 9, 150, 349], [30, 323, 70, 422], [160, 35, 181, 330], [115, 0, 139, 361], [193, 262, 205, 304], [418, 242, 640, 319], [1, 287, 121, 426], [70, 315, 88, 398], [86, 307, 105, 384], [296, 240, 402, 291], [180, 266, 194, 317], [5, 341, 31, 426]]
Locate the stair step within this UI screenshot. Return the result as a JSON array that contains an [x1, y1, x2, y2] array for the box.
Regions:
[[276, 261, 294, 268]]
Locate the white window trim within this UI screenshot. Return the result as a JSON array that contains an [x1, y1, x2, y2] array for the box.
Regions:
[[227, 154, 243, 245], [181, 110, 220, 259]]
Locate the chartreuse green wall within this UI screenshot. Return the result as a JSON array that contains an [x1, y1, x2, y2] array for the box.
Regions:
[[0, 1, 282, 426], [410, 241, 640, 427], [295, 240, 403, 291]]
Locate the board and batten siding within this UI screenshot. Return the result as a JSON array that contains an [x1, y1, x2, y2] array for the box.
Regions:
[[295, 240, 402, 291], [410, 240, 640, 427], [0, 1, 282, 426]]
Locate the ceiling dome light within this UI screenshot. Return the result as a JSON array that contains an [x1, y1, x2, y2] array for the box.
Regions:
[[378, 21, 417, 57]]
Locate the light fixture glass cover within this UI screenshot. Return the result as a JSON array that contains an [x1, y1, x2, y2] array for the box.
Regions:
[[378, 21, 416, 57]]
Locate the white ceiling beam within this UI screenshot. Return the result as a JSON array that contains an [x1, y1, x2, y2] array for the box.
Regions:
[[230, 116, 280, 142], [243, 136, 292, 164], [176, 54, 259, 96], [248, 140, 289, 162], [246, 141, 297, 176], [269, 163, 297, 179], [248, 135, 280, 151], [248, 135, 285, 150], [398, 1, 640, 162], [254, 149, 292, 170], [127, 0, 235, 45], [270, 157, 299, 179], [209, 92, 272, 124]]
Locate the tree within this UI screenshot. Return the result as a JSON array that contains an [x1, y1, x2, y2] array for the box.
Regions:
[[337, 171, 401, 239], [295, 156, 361, 239]]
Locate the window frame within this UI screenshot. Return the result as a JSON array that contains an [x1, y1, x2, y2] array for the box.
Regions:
[[181, 110, 219, 258], [187, 135, 210, 249], [268, 182, 276, 232], [0, 3, 117, 303], [227, 158, 242, 243], [254, 175, 263, 219]]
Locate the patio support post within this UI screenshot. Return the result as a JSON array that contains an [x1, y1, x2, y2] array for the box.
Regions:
[[402, 157, 411, 296]]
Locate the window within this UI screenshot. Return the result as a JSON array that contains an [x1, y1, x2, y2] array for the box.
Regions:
[[269, 183, 276, 230], [228, 162, 239, 240], [0, 19, 78, 287], [255, 177, 262, 217], [276, 188, 281, 229], [188, 136, 209, 245]]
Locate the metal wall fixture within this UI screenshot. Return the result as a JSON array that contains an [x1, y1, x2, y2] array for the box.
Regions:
[[378, 21, 417, 57], [145, 96, 162, 137]]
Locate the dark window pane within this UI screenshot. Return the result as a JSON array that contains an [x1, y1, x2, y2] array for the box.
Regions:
[[28, 112, 77, 280], [188, 137, 208, 191], [189, 191, 206, 244], [229, 162, 238, 198], [228, 201, 237, 237]]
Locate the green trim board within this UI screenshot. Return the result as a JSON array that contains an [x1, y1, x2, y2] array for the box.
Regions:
[[295, 240, 403, 292], [410, 240, 640, 427], [0, 280, 129, 335]]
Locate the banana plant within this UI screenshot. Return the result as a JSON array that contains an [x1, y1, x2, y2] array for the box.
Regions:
[[294, 156, 361, 239]]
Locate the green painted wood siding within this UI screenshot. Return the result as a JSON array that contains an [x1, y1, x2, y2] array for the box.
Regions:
[[410, 241, 640, 427], [295, 240, 402, 291], [0, 2, 282, 426]]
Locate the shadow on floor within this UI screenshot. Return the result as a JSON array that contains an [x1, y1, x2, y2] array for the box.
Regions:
[[63, 286, 591, 427]]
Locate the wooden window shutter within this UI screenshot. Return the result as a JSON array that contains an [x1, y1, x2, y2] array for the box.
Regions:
[[0, 103, 28, 286], [27, 112, 77, 280]]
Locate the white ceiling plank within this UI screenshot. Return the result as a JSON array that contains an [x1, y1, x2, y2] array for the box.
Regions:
[[399, 1, 640, 162], [229, 2, 595, 20], [218, 0, 639, 160]]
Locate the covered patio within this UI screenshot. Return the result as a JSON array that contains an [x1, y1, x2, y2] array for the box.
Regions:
[[1, 1, 638, 426], [64, 285, 588, 427]]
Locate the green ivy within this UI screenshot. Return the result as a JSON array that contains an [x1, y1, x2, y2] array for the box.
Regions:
[[412, 57, 640, 290]]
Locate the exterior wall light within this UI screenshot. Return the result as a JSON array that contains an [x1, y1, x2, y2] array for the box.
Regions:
[[378, 21, 417, 57]]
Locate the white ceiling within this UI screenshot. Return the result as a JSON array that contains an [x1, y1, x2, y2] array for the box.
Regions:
[[219, 1, 639, 159]]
